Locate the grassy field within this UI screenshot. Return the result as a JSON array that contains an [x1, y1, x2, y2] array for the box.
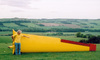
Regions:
[[0, 43, 100, 60], [0, 18, 100, 31], [20, 23, 40, 27], [3, 23, 19, 27], [0, 32, 100, 60]]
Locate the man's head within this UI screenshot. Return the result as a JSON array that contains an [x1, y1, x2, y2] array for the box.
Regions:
[[17, 30, 22, 35]]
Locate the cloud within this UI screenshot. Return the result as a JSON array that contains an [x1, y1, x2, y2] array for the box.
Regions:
[[0, 0, 32, 8]]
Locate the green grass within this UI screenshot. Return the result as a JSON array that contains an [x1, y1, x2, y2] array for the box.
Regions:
[[0, 32, 100, 60], [0, 43, 100, 60], [0, 36, 12, 43], [0, 32, 12, 35]]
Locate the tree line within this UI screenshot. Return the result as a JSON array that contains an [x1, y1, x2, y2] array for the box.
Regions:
[[1, 28, 100, 32], [76, 32, 100, 44]]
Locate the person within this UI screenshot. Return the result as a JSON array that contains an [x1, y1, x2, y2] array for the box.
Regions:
[[11, 30, 29, 55]]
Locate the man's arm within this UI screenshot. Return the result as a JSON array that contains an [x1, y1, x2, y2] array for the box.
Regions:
[[23, 35, 29, 38], [11, 35, 14, 41]]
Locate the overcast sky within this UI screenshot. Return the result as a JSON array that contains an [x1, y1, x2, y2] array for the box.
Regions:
[[0, 0, 100, 19]]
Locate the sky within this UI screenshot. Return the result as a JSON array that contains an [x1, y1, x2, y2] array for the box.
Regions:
[[0, 0, 100, 19]]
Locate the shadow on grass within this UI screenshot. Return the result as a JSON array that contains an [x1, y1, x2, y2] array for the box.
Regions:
[[21, 51, 93, 54], [21, 51, 91, 56]]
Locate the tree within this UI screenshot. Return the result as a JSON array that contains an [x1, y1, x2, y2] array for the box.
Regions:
[[76, 32, 81, 37], [80, 34, 83, 37], [79, 39, 87, 43], [56, 32, 63, 36], [87, 36, 100, 43], [82, 35, 87, 38]]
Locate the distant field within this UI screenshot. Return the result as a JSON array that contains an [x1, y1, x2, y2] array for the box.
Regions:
[[0, 27, 9, 30], [0, 18, 100, 31], [38, 23, 80, 28], [20, 23, 40, 27], [3, 23, 19, 27]]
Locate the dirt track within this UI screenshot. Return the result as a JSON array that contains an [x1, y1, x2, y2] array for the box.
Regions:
[[38, 23, 80, 28]]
